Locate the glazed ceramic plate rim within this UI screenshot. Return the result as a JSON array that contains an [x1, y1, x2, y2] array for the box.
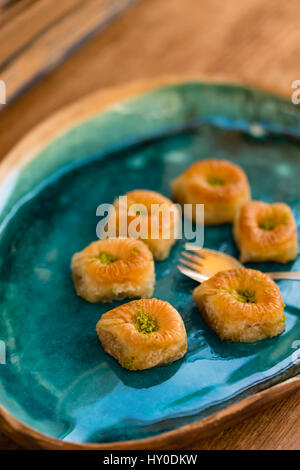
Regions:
[[0, 76, 300, 450]]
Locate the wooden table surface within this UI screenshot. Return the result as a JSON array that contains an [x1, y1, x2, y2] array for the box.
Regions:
[[0, 0, 300, 450]]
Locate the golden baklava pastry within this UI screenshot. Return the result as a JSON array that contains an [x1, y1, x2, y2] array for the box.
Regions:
[[193, 268, 286, 343], [171, 159, 250, 225], [233, 201, 298, 263], [96, 298, 187, 370], [109, 189, 179, 260], [71, 238, 155, 303]]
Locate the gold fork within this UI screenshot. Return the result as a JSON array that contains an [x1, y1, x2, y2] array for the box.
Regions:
[[178, 244, 300, 282]]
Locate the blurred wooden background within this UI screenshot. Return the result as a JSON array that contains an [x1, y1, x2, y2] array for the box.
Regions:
[[0, 0, 300, 450], [0, 0, 139, 104]]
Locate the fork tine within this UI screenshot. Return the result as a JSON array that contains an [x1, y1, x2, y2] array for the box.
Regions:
[[185, 243, 204, 252], [179, 257, 201, 272], [185, 245, 219, 256], [177, 265, 207, 283], [184, 244, 205, 257], [181, 251, 203, 265], [184, 244, 215, 257], [184, 244, 242, 268]]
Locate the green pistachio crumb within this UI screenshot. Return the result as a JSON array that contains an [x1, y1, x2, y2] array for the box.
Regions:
[[207, 175, 225, 186], [280, 213, 290, 225], [134, 309, 159, 334], [259, 211, 290, 231], [259, 216, 277, 231], [236, 289, 256, 303], [124, 355, 137, 370], [97, 252, 118, 264], [229, 288, 256, 303], [227, 289, 236, 296]]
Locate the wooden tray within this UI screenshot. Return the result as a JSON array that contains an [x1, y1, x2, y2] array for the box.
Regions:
[[0, 77, 299, 449]]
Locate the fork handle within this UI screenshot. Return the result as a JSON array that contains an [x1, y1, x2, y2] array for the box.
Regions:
[[266, 272, 300, 280]]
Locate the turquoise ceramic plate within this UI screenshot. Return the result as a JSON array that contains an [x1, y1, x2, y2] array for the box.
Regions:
[[0, 78, 300, 447]]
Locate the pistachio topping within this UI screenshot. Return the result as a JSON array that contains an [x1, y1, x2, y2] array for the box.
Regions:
[[236, 289, 256, 303], [134, 309, 159, 334], [124, 355, 138, 370], [207, 175, 225, 186], [226, 288, 256, 303], [97, 252, 118, 264], [259, 212, 290, 231], [259, 216, 277, 231], [131, 246, 140, 256]]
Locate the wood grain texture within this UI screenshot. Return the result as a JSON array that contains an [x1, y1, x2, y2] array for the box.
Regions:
[[197, 390, 300, 450], [0, 0, 300, 450], [0, 0, 139, 103]]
